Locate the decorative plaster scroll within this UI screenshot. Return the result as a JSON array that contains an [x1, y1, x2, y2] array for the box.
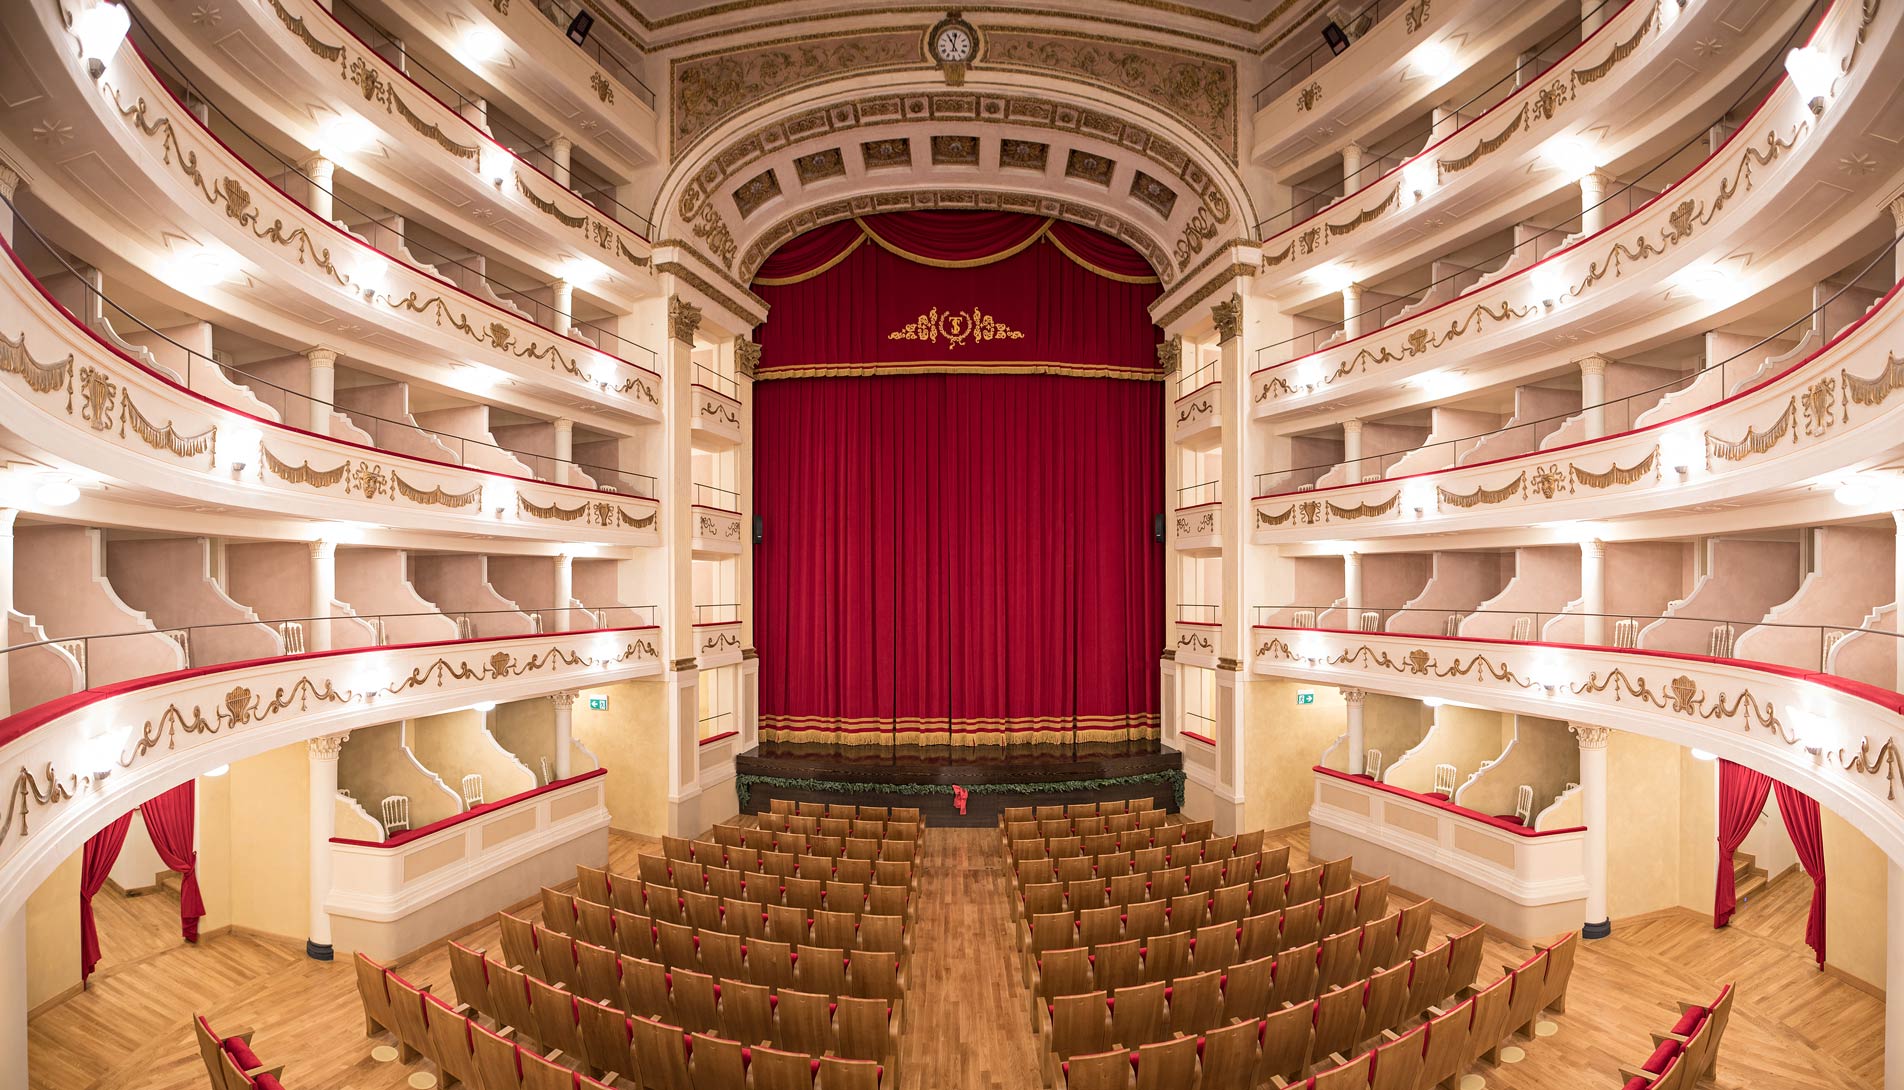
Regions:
[[979, 32, 1236, 160], [670, 30, 923, 153]]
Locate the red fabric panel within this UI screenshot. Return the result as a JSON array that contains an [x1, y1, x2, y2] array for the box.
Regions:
[[859, 210, 1049, 259], [752, 213, 1159, 377], [1670, 1007, 1706, 1036], [140, 781, 206, 943], [754, 374, 1161, 739], [754, 221, 865, 281], [1048, 221, 1158, 279], [1714, 759, 1772, 928], [223, 1038, 263, 1070], [80, 811, 135, 982], [1773, 781, 1827, 966]]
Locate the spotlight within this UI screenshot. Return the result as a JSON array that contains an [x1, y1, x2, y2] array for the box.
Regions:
[[1542, 137, 1599, 181], [1412, 40, 1457, 81], [34, 477, 79, 507], [463, 24, 506, 62], [1310, 262, 1356, 295], [1784, 46, 1835, 115], [315, 113, 377, 158], [73, 2, 130, 80]]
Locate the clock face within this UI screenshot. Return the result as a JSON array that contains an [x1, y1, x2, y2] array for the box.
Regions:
[[934, 24, 974, 63]]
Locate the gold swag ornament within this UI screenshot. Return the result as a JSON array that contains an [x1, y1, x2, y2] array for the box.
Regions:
[[886, 306, 1024, 350]]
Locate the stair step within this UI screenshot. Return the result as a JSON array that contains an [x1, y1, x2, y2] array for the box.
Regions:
[[1735, 873, 1769, 901]]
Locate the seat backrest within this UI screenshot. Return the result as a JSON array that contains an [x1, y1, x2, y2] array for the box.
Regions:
[[380, 795, 410, 833], [1110, 980, 1166, 1048], [1049, 993, 1113, 1059], [687, 1032, 747, 1090], [750, 1045, 817, 1090], [1309, 982, 1366, 1061], [776, 988, 835, 1056], [1419, 996, 1473, 1085], [630, 1016, 693, 1090], [471, 1022, 525, 1090], [1447, 924, 1487, 996], [1256, 999, 1317, 1085], [1368, 1022, 1426, 1090], [1133, 1035, 1199, 1090], [1311, 1050, 1373, 1090]]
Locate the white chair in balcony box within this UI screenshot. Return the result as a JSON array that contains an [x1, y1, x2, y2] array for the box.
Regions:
[[461, 774, 484, 809], [380, 795, 411, 836], [1514, 785, 1534, 825], [1364, 749, 1383, 780], [1612, 619, 1639, 649], [1442, 615, 1461, 637], [1510, 617, 1534, 641], [1709, 624, 1736, 658], [1358, 611, 1382, 632], [278, 620, 305, 655], [541, 756, 553, 786], [162, 628, 192, 668], [1294, 609, 1317, 628], [1432, 764, 1457, 799]]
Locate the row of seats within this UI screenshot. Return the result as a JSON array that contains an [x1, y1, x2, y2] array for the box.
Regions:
[[653, 845, 918, 891], [998, 800, 1167, 827], [1020, 857, 1354, 940], [768, 800, 922, 823], [193, 1015, 286, 1090], [1013, 837, 1283, 889], [546, 885, 910, 959], [634, 858, 911, 917], [728, 815, 922, 841], [451, 937, 902, 1079], [1004, 812, 1191, 847], [1007, 820, 1215, 865], [1024, 876, 1394, 966], [676, 830, 920, 865], [1618, 984, 1735, 1089]]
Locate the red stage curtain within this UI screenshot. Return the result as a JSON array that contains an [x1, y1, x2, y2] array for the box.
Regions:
[[1714, 759, 1771, 928], [1048, 221, 1159, 281], [1773, 781, 1826, 966], [80, 812, 135, 983], [754, 373, 1161, 742], [140, 782, 206, 943], [754, 221, 866, 284]]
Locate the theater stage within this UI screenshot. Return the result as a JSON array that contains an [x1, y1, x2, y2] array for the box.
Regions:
[[732, 740, 1185, 827]]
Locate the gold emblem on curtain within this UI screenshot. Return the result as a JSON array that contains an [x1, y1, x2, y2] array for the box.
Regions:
[[886, 306, 1025, 350]]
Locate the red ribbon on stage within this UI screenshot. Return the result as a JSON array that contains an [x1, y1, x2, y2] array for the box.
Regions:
[[952, 785, 969, 815]]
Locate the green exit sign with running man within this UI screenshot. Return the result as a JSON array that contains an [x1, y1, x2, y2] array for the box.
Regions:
[[588, 696, 609, 711], [1296, 690, 1315, 705]]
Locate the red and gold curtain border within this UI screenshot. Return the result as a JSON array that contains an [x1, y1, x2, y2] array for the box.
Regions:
[[754, 217, 1161, 287], [750, 361, 1164, 382]]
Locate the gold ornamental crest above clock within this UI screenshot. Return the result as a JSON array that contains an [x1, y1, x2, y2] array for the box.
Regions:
[[925, 12, 979, 86]]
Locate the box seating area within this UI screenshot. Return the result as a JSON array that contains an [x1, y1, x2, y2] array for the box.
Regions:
[[193, 1014, 286, 1090], [1617, 984, 1735, 1089]]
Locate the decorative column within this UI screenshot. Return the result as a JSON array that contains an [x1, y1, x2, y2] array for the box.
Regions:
[[1344, 688, 1368, 775], [459, 97, 488, 132], [550, 691, 576, 779], [551, 551, 573, 632], [1578, 355, 1608, 439], [1341, 419, 1364, 482], [0, 509, 14, 718], [1888, 193, 1904, 284], [305, 346, 337, 436], [0, 158, 19, 247], [1570, 723, 1612, 938], [550, 136, 573, 189], [1341, 282, 1364, 339], [306, 731, 350, 960], [0, 903, 24, 1090], [551, 279, 574, 336], [1580, 538, 1607, 645], [739, 650, 760, 749], [664, 296, 702, 833], [308, 539, 336, 653], [303, 155, 335, 223], [1341, 143, 1364, 190], [1431, 104, 1455, 139], [1896, 511, 1904, 693], [552, 418, 574, 484], [1579, 170, 1610, 235], [1343, 550, 1363, 617]]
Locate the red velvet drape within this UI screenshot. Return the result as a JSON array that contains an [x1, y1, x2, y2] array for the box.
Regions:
[[752, 211, 1163, 744], [1773, 781, 1827, 966], [1714, 760, 1772, 928], [140, 782, 206, 943], [80, 812, 135, 983]]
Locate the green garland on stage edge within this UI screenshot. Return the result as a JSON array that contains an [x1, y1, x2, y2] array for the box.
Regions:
[[733, 769, 1187, 812]]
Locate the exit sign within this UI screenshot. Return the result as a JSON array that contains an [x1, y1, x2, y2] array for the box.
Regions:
[[588, 696, 609, 711], [1296, 690, 1315, 705]]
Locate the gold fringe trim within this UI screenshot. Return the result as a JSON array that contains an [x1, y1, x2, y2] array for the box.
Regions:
[[1572, 3, 1658, 86], [1261, 242, 1295, 268], [1437, 104, 1525, 179], [0, 331, 75, 397], [1843, 354, 1904, 418], [760, 712, 1161, 728], [121, 393, 216, 462], [753, 218, 1159, 285], [1327, 493, 1400, 520], [268, 0, 344, 63], [1045, 232, 1161, 284], [1257, 504, 1297, 527], [856, 216, 1051, 268], [1572, 446, 1657, 489], [517, 176, 589, 229], [518, 494, 589, 522], [392, 474, 480, 508], [621, 507, 658, 529], [751, 235, 866, 286], [752, 362, 1163, 381], [1706, 399, 1795, 464], [386, 88, 478, 161], [1325, 186, 1400, 238], [1438, 471, 1525, 508], [260, 443, 349, 489]]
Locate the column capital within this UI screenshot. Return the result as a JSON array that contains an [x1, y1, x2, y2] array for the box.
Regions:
[[301, 153, 335, 177], [0, 158, 19, 201], [304, 345, 339, 368], [1341, 418, 1364, 437], [669, 297, 703, 344], [1579, 537, 1606, 559], [552, 417, 573, 435], [1211, 293, 1243, 344], [1156, 335, 1183, 374], [308, 731, 351, 759], [549, 690, 579, 708], [1575, 353, 1610, 377], [1340, 688, 1367, 706], [1885, 188, 1904, 229], [309, 538, 337, 559], [1341, 280, 1364, 296], [1569, 723, 1613, 749], [551, 135, 573, 153], [736, 339, 761, 379], [0, 508, 16, 536]]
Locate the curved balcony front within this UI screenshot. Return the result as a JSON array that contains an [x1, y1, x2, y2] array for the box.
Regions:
[[132, 0, 654, 300], [1250, 624, 1904, 864], [1250, 0, 1902, 420], [0, 233, 662, 543], [1257, 0, 1798, 297], [1251, 260, 1902, 542], [0, 625, 660, 911], [0, 4, 662, 428]]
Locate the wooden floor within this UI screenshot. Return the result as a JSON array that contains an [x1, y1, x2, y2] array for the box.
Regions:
[[27, 826, 1882, 1090]]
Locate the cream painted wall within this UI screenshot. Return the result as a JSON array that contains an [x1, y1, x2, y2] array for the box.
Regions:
[[1677, 753, 1717, 917], [24, 850, 80, 1012], [197, 769, 233, 935], [1604, 732, 1690, 919], [1824, 806, 1888, 990], [1385, 704, 1505, 794], [573, 678, 670, 836], [224, 745, 311, 939], [410, 710, 537, 802], [337, 721, 461, 828], [1242, 677, 1350, 833]]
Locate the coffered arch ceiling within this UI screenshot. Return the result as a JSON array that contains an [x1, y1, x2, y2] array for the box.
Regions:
[[653, 67, 1258, 296]]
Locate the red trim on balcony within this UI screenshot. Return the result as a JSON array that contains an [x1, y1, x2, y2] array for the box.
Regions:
[[0, 626, 660, 748], [692, 383, 741, 402], [1314, 765, 1585, 838], [329, 768, 608, 848], [699, 730, 740, 746], [1254, 624, 1904, 715], [691, 503, 744, 517], [1181, 730, 1216, 746], [1173, 500, 1223, 512]]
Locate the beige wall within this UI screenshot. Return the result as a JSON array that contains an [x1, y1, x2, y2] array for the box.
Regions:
[[337, 721, 461, 829], [574, 678, 670, 837], [1824, 806, 1888, 990], [1385, 704, 1505, 794], [24, 850, 81, 1012], [492, 698, 561, 780], [409, 710, 537, 803], [1604, 732, 1693, 919], [224, 745, 312, 938], [197, 769, 233, 935], [1241, 677, 1349, 833]]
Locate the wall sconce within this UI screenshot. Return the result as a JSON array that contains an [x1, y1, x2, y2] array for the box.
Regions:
[[229, 461, 247, 479], [1785, 47, 1835, 116]]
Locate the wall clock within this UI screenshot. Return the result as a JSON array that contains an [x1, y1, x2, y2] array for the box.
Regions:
[[927, 13, 978, 86]]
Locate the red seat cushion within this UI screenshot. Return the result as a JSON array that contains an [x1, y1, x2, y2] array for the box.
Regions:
[[1671, 1006, 1707, 1036], [1642, 1040, 1681, 1074], [223, 1038, 263, 1071], [1623, 1078, 1652, 1090], [255, 1076, 285, 1090]]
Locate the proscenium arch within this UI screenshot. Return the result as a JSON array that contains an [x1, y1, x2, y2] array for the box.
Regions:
[[652, 67, 1257, 294]]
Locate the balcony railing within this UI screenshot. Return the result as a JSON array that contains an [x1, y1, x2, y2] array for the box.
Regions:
[[694, 363, 741, 401], [1177, 604, 1222, 623], [1251, 6, 1818, 371], [1251, 231, 1904, 497], [698, 711, 737, 743], [5, 196, 659, 500], [693, 604, 740, 625], [1177, 480, 1222, 507], [522, 0, 658, 108], [1251, 0, 1404, 111], [693, 483, 741, 510], [128, 22, 660, 370]]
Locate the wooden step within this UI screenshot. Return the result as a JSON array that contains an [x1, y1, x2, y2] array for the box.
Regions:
[[1735, 871, 1770, 902], [1732, 852, 1756, 882]]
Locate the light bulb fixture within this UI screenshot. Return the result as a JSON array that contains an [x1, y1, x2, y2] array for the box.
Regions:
[[1689, 748, 1716, 762], [1411, 40, 1457, 81], [1402, 158, 1437, 205], [204, 764, 230, 777], [162, 245, 243, 299], [1676, 265, 1732, 302], [479, 143, 513, 188], [1531, 263, 1569, 307], [73, 1, 131, 80], [1309, 262, 1356, 295], [1542, 136, 1599, 181], [463, 23, 506, 62], [34, 477, 80, 507], [473, 700, 498, 713], [315, 113, 377, 158], [1834, 480, 1874, 506], [1295, 360, 1324, 391], [557, 256, 611, 287], [1421, 696, 1446, 708], [1661, 429, 1701, 481], [1784, 46, 1835, 115]]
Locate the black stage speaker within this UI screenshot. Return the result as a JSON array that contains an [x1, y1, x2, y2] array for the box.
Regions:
[[1322, 21, 1350, 54], [567, 10, 594, 46], [753, 514, 765, 544], [1152, 513, 1165, 543]]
